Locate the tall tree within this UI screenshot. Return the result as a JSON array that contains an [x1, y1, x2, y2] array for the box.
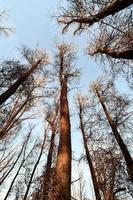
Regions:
[[50, 43, 79, 200], [76, 96, 101, 200], [91, 80, 133, 181]]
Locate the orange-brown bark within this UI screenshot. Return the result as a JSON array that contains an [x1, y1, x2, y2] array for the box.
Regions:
[[50, 77, 71, 200]]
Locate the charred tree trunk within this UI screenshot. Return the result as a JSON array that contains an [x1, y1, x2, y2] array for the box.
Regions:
[[95, 87, 133, 181], [79, 104, 101, 200], [0, 60, 41, 106], [50, 77, 71, 200]]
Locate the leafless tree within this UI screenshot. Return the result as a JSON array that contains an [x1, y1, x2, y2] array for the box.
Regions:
[[0, 48, 48, 106], [91, 78, 133, 181], [49, 43, 79, 200], [76, 95, 101, 200]]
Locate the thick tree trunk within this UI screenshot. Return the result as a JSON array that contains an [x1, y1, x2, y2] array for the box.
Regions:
[[79, 104, 101, 200], [62, 0, 133, 32], [43, 130, 55, 200], [90, 49, 133, 60], [0, 60, 41, 105], [95, 87, 133, 181], [50, 78, 71, 200]]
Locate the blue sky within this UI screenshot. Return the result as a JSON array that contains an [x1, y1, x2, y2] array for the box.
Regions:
[[0, 0, 130, 93], [0, 0, 102, 84]]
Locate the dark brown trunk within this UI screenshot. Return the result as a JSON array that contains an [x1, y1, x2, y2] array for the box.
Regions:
[[95, 88, 133, 181], [0, 60, 41, 105], [62, 0, 133, 31], [79, 104, 101, 200], [94, 49, 133, 60], [50, 78, 71, 200]]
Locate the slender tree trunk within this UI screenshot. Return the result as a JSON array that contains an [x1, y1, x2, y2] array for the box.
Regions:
[[3, 139, 34, 200], [0, 94, 32, 139], [95, 87, 133, 181], [42, 129, 55, 200], [23, 132, 46, 200], [0, 138, 27, 185], [50, 78, 71, 200], [0, 60, 41, 105], [79, 104, 101, 200]]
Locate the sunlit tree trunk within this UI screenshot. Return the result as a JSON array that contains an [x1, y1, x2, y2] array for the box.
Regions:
[[50, 76, 71, 200], [95, 87, 133, 181]]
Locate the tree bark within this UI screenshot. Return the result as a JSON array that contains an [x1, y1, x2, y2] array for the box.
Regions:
[[79, 104, 101, 200], [50, 77, 71, 200], [0, 60, 41, 105], [95, 87, 133, 181]]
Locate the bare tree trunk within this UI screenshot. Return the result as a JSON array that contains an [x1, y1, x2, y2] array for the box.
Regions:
[[0, 93, 32, 139], [79, 103, 101, 200], [0, 60, 41, 105], [61, 0, 133, 32], [3, 135, 34, 200], [23, 130, 47, 200], [0, 134, 29, 184], [50, 77, 71, 200], [95, 87, 133, 181], [42, 129, 55, 200], [90, 48, 133, 60]]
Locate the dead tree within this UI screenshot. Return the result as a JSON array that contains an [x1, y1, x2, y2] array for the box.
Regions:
[[93, 147, 127, 200], [77, 96, 101, 200], [58, 0, 133, 33], [91, 81, 133, 181], [0, 48, 48, 105], [23, 125, 47, 200], [3, 130, 36, 200], [58, 0, 133, 87], [0, 129, 32, 185], [49, 43, 79, 200]]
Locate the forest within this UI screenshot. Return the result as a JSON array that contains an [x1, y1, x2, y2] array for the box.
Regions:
[[0, 0, 133, 200]]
